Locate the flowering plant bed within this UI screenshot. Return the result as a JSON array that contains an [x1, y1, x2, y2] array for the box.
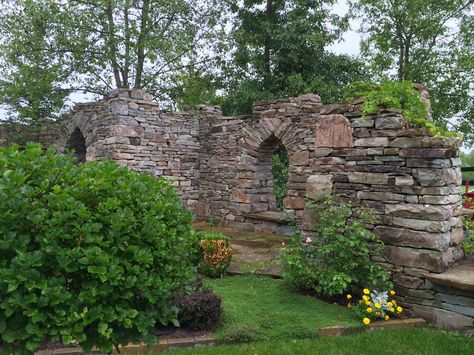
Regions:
[[346, 288, 403, 326]]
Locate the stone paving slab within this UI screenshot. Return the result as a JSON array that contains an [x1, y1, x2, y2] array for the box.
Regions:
[[427, 259, 474, 291]]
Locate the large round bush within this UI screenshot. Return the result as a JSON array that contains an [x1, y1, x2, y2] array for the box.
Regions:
[[0, 144, 194, 353]]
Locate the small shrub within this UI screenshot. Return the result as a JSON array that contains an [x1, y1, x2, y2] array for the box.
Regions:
[[347, 288, 403, 325], [198, 232, 232, 278], [280, 196, 391, 297], [173, 278, 223, 331], [0, 144, 194, 353]]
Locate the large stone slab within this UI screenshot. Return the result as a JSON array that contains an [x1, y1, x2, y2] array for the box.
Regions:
[[383, 245, 449, 272], [382, 216, 454, 233], [413, 168, 459, 186], [374, 226, 450, 251], [315, 114, 353, 148], [347, 172, 389, 185], [306, 174, 333, 199], [385, 203, 453, 221], [427, 261, 474, 291], [354, 137, 389, 147]]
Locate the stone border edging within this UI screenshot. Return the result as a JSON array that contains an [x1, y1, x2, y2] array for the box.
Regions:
[[33, 335, 215, 355], [318, 318, 426, 337], [30, 319, 426, 354]]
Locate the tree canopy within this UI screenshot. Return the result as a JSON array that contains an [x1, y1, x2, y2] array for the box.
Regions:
[[351, 0, 474, 146], [0, 0, 224, 120], [221, 0, 368, 115], [0, 0, 472, 147]]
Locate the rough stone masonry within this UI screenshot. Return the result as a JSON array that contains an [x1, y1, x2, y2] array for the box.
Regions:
[[0, 88, 472, 333]]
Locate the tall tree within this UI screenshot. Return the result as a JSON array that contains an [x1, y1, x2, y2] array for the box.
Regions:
[[222, 0, 368, 115], [351, 0, 474, 146], [0, 0, 224, 121]]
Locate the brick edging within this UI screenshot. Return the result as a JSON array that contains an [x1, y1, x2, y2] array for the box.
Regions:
[[318, 318, 426, 337], [32, 335, 215, 355]]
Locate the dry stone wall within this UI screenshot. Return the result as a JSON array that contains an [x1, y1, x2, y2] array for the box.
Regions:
[[0, 88, 470, 332]]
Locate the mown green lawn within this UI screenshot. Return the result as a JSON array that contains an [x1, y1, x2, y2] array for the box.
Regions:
[[203, 275, 358, 343], [165, 328, 474, 355]]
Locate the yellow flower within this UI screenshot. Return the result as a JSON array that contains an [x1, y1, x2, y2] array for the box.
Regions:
[[347, 294, 352, 300], [389, 307, 395, 312], [362, 295, 369, 301], [390, 290, 395, 295], [375, 312, 381, 317], [385, 315, 390, 320], [397, 306, 403, 313], [363, 318, 371, 325], [392, 300, 397, 305], [363, 288, 370, 295], [375, 303, 381, 309], [387, 302, 393, 307], [367, 307, 373, 313], [365, 301, 371, 306]]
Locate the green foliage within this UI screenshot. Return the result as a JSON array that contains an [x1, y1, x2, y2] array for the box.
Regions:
[[0, 144, 194, 353], [462, 217, 474, 255], [0, 0, 225, 120], [280, 197, 391, 297], [221, 0, 368, 115], [272, 144, 289, 210], [166, 68, 223, 111], [461, 151, 474, 181], [205, 275, 357, 343], [351, 0, 473, 146], [198, 233, 232, 278], [344, 81, 459, 138]]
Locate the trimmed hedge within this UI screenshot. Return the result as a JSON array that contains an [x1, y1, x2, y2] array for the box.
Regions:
[[0, 144, 195, 353]]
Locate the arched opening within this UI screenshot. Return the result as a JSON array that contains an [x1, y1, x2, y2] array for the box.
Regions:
[[256, 134, 289, 211], [272, 143, 289, 210], [65, 128, 86, 163]]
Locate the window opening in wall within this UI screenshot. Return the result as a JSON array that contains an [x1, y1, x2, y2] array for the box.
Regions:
[[272, 143, 289, 210], [65, 128, 86, 163]]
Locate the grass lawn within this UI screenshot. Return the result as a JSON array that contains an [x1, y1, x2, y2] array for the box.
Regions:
[[165, 328, 474, 355], [204, 275, 358, 343]]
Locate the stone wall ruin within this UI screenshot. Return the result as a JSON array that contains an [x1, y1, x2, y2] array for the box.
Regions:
[[0, 88, 472, 333]]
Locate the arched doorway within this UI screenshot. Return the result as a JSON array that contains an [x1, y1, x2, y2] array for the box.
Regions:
[[65, 128, 86, 163], [245, 134, 289, 212]]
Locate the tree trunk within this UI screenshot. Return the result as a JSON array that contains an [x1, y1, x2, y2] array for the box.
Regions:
[[263, 0, 272, 90], [135, 0, 151, 89], [106, 1, 123, 88], [123, 0, 130, 88]]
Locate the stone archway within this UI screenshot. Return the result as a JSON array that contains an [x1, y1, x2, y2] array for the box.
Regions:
[[65, 127, 86, 163]]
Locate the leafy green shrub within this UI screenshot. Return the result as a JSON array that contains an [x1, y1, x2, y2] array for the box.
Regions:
[[197, 232, 232, 278], [0, 144, 195, 353], [280, 196, 391, 297], [173, 278, 223, 331], [462, 217, 474, 255], [344, 81, 459, 138]]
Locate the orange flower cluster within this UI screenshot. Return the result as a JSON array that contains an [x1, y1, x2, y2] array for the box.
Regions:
[[199, 239, 232, 278]]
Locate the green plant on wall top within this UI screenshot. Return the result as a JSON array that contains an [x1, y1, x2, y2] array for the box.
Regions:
[[344, 81, 460, 139]]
